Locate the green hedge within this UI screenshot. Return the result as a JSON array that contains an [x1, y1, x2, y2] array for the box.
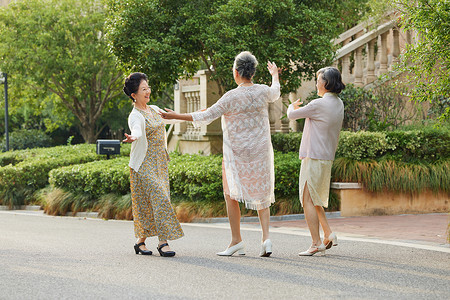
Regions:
[[271, 133, 302, 153], [49, 157, 130, 199], [48, 152, 303, 203], [0, 129, 52, 152], [0, 144, 101, 206], [48, 149, 448, 205], [272, 128, 450, 161], [45, 151, 448, 219], [0, 143, 131, 206]]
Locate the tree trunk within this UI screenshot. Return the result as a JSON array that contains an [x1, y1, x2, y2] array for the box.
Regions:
[[79, 125, 98, 144]]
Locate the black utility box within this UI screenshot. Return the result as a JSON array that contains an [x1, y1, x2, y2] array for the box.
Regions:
[[96, 140, 120, 158]]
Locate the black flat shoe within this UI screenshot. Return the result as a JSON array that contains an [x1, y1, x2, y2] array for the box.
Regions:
[[134, 242, 152, 255], [157, 243, 175, 257]]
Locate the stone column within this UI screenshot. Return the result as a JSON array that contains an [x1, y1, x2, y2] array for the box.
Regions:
[[269, 102, 277, 133], [288, 92, 298, 132], [280, 94, 290, 133], [173, 81, 187, 135], [390, 28, 400, 70], [378, 32, 389, 75], [353, 32, 364, 87], [365, 39, 377, 84], [341, 37, 352, 84]]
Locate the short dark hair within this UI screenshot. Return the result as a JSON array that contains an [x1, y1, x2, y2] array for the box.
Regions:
[[316, 67, 345, 94], [123, 72, 148, 102], [233, 51, 258, 79]]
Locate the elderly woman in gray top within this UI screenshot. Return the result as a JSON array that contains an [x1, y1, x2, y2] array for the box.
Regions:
[[160, 51, 280, 257], [287, 67, 345, 256]]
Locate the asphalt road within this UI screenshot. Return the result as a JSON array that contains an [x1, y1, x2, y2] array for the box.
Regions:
[[0, 211, 449, 299]]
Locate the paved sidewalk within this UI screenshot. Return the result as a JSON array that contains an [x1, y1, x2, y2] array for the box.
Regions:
[[269, 213, 449, 246]]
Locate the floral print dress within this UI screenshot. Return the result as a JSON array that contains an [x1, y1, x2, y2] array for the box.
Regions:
[[129, 107, 184, 240]]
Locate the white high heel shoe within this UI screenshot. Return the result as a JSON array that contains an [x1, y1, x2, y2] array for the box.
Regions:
[[216, 241, 245, 256], [260, 239, 272, 257], [324, 232, 338, 249], [298, 244, 326, 256]]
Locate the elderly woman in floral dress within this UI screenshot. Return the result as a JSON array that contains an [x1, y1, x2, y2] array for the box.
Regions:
[[123, 72, 184, 257], [160, 51, 280, 257]]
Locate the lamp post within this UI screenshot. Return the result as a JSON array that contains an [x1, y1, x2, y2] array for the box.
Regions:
[[0, 72, 8, 151]]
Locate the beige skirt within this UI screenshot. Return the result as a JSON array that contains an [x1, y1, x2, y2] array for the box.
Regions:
[[299, 157, 333, 208]]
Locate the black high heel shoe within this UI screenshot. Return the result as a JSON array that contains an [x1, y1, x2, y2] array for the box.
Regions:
[[157, 243, 176, 257], [134, 242, 152, 255]]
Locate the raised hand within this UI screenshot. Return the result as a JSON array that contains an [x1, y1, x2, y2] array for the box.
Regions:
[[267, 61, 279, 77], [292, 99, 303, 110], [122, 133, 137, 143]]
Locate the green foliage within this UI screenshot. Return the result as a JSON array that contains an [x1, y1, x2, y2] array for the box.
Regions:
[[336, 131, 393, 160], [0, 129, 52, 152], [0, 0, 123, 143], [271, 132, 302, 153], [273, 151, 301, 198], [309, 84, 422, 132], [106, 0, 366, 96], [49, 157, 130, 199], [332, 158, 449, 193], [0, 144, 104, 207], [95, 193, 133, 220], [370, 0, 450, 122], [44, 188, 96, 216], [273, 128, 449, 162], [48, 152, 305, 205], [385, 128, 450, 161], [169, 153, 224, 202]]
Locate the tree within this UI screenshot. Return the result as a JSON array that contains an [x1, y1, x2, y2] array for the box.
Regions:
[[106, 0, 366, 96], [0, 0, 123, 143], [368, 0, 450, 122], [395, 0, 450, 122]]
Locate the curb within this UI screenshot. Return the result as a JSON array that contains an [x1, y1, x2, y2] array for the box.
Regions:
[[0, 205, 41, 211], [192, 211, 341, 223], [0, 206, 341, 223], [66, 212, 99, 218]]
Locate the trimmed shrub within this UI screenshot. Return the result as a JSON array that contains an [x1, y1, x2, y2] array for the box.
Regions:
[[0, 148, 30, 167], [273, 151, 301, 198], [49, 157, 130, 199], [0, 129, 52, 151], [271, 132, 302, 153], [0, 144, 103, 206], [169, 153, 223, 202], [49, 152, 304, 204], [273, 128, 450, 162], [385, 128, 450, 161], [336, 131, 394, 160]]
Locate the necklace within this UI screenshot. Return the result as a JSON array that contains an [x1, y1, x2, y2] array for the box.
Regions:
[[238, 81, 253, 87], [135, 104, 149, 112]]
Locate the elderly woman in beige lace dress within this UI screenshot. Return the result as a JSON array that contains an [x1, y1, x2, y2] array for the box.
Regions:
[[160, 51, 280, 257]]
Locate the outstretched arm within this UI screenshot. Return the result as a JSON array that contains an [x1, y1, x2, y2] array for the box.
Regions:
[[159, 109, 193, 121]]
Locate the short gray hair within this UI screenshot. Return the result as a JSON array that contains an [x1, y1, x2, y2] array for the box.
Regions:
[[233, 51, 258, 79]]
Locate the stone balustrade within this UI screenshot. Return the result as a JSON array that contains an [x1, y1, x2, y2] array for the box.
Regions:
[[333, 17, 416, 87]]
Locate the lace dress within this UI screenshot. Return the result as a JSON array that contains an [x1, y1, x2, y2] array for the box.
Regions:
[[191, 83, 280, 210]]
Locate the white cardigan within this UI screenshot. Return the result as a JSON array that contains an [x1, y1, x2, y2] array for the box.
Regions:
[[128, 105, 180, 172]]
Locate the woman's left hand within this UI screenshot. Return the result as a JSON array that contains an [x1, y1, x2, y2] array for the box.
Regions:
[[267, 61, 279, 77], [159, 108, 178, 120], [292, 99, 303, 110]]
